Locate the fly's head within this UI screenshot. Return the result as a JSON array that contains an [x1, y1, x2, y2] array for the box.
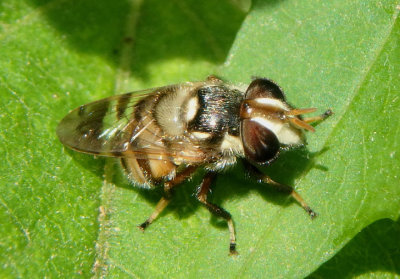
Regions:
[[240, 78, 329, 165]]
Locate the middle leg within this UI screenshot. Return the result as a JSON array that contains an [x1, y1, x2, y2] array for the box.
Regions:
[[139, 166, 197, 230]]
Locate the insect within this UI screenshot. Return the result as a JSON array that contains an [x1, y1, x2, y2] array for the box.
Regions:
[[57, 76, 332, 255]]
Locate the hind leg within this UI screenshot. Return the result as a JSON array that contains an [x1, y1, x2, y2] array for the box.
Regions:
[[196, 172, 238, 255]]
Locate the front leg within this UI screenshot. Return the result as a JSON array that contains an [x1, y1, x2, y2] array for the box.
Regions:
[[302, 109, 333, 124], [244, 161, 317, 219], [196, 172, 238, 255]]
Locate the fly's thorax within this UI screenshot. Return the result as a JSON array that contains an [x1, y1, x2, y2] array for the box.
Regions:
[[152, 83, 243, 136], [153, 82, 245, 155]]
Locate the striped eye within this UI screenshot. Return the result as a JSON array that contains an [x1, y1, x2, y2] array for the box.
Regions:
[[241, 119, 280, 165], [245, 78, 285, 101]]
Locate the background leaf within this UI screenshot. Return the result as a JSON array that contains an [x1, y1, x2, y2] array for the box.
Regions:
[[1, 0, 399, 278]]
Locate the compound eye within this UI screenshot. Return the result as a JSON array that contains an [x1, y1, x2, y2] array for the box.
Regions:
[[245, 78, 285, 101], [241, 119, 280, 164]]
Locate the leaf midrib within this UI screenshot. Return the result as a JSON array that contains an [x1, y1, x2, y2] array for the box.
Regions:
[[93, 0, 144, 277]]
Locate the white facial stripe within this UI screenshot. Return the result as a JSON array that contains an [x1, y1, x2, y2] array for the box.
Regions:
[[186, 97, 199, 121], [252, 117, 303, 145], [254, 98, 289, 111]]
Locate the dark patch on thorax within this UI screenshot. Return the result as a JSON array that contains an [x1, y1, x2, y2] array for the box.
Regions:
[[188, 85, 243, 140]]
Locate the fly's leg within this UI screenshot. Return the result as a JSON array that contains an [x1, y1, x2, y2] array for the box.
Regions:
[[196, 172, 238, 255], [138, 166, 197, 230], [302, 109, 333, 124], [262, 176, 317, 219], [244, 162, 317, 219], [138, 197, 170, 230]]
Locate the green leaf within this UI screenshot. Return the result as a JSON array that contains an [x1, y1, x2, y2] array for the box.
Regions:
[[1, 0, 399, 278]]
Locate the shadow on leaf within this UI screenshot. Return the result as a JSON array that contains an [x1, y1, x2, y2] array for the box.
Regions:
[[308, 218, 400, 278], [26, 0, 247, 81]]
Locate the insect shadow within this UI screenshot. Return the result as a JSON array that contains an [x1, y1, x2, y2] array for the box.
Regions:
[[66, 145, 330, 230]]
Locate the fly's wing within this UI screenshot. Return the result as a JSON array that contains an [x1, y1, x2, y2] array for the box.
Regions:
[[57, 86, 210, 163]]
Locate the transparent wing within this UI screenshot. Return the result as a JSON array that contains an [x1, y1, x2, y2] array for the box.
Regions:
[[56, 86, 210, 162]]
